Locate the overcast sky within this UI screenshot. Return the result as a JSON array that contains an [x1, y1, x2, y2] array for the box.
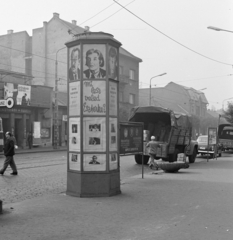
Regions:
[[1, 0, 233, 110]]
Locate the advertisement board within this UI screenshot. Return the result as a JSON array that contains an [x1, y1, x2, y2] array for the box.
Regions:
[[120, 122, 143, 155]]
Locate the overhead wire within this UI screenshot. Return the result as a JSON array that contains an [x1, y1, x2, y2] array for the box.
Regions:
[[113, 0, 233, 66]]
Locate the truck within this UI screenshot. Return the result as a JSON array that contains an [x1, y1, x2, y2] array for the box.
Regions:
[[128, 106, 198, 164], [218, 123, 233, 151]]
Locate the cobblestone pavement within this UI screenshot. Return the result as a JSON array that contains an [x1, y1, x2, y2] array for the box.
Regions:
[[0, 152, 67, 204]]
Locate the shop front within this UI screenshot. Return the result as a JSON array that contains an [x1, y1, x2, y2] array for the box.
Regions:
[[0, 82, 52, 148]]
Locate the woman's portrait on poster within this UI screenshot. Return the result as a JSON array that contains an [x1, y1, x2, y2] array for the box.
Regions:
[[83, 48, 106, 79], [108, 46, 118, 80]]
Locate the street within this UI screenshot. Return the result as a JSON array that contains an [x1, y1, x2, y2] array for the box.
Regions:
[[0, 151, 233, 205], [1, 151, 233, 240], [0, 151, 148, 204]]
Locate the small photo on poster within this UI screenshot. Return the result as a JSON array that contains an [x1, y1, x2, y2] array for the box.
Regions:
[[69, 153, 80, 171], [109, 118, 117, 151], [72, 124, 78, 133], [108, 46, 118, 80], [89, 124, 101, 132], [89, 137, 101, 145], [84, 117, 106, 152], [83, 154, 106, 171], [69, 118, 80, 151], [109, 153, 118, 171]]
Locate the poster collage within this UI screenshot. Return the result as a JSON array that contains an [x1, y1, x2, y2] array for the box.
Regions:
[[68, 44, 118, 172]]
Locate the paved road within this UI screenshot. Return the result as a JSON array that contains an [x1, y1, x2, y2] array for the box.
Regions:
[[0, 152, 144, 204]]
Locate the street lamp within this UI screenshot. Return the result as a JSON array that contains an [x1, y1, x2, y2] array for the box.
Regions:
[[198, 88, 207, 91], [149, 73, 167, 105], [54, 47, 66, 149], [207, 26, 233, 34], [222, 97, 233, 110]]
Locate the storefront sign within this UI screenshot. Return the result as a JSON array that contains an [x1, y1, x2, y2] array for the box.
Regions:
[[0, 98, 14, 108]]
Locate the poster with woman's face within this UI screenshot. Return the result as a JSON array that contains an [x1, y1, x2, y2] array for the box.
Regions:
[[83, 154, 106, 171], [69, 117, 80, 151], [109, 153, 118, 171], [69, 153, 80, 171], [83, 117, 106, 152], [83, 80, 106, 115], [69, 45, 81, 81], [83, 44, 106, 79], [108, 46, 118, 80], [109, 118, 117, 151]]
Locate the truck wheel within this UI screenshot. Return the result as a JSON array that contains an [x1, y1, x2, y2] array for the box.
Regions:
[[134, 154, 149, 165], [188, 148, 197, 163]]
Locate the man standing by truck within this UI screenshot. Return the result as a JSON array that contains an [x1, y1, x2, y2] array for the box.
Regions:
[[146, 136, 160, 169]]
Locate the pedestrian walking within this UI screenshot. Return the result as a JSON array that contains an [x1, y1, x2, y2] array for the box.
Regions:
[[27, 131, 33, 149], [0, 131, 18, 175], [146, 136, 160, 169]]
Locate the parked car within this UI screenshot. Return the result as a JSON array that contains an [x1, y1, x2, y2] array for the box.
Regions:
[[197, 135, 222, 158]]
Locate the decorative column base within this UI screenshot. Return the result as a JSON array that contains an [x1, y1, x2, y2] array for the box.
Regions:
[[67, 172, 121, 197]]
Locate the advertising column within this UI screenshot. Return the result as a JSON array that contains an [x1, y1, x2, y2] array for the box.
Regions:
[[66, 32, 122, 197]]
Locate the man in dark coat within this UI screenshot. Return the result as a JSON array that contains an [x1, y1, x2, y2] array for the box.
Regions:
[[0, 132, 18, 175]]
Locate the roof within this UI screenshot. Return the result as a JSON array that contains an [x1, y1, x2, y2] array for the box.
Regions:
[[119, 47, 142, 62]]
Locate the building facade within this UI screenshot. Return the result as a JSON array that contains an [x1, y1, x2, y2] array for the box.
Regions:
[[0, 13, 141, 147]]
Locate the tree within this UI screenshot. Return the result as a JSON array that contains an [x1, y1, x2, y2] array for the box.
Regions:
[[223, 102, 233, 124]]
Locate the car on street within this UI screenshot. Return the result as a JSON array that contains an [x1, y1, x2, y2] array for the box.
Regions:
[[197, 135, 222, 158]]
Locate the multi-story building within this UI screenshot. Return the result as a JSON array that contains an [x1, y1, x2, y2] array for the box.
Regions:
[[139, 82, 209, 137], [0, 13, 142, 147]]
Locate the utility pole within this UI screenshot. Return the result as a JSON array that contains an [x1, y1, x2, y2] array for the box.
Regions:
[[54, 47, 66, 149]]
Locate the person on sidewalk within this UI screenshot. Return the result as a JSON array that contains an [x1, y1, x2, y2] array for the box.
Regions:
[[27, 132, 33, 149], [146, 136, 160, 169], [0, 132, 18, 176]]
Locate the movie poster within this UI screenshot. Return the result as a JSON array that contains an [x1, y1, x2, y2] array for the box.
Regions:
[[4, 83, 31, 106], [109, 81, 117, 116], [17, 84, 31, 105], [83, 154, 106, 171], [109, 153, 118, 170], [69, 45, 81, 82], [83, 117, 106, 152], [83, 80, 106, 115], [83, 44, 106, 79], [109, 118, 117, 151], [69, 81, 80, 116], [69, 117, 80, 151], [69, 153, 80, 171], [108, 46, 118, 80]]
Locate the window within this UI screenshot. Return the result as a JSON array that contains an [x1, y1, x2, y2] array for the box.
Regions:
[[129, 94, 135, 104], [129, 69, 135, 80]]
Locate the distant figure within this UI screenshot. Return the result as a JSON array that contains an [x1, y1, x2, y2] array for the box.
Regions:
[[0, 131, 18, 176], [22, 93, 27, 105], [27, 132, 33, 149], [146, 136, 160, 169]]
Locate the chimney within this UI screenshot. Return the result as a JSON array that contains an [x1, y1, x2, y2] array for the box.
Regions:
[[84, 26, 90, 32], [72, 20, 77, 25], [7, 30, 14, 34], [53, 12, 60, 18]]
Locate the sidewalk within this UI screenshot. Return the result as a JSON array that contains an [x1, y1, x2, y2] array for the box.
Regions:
[[0, 145, 67, 156]]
